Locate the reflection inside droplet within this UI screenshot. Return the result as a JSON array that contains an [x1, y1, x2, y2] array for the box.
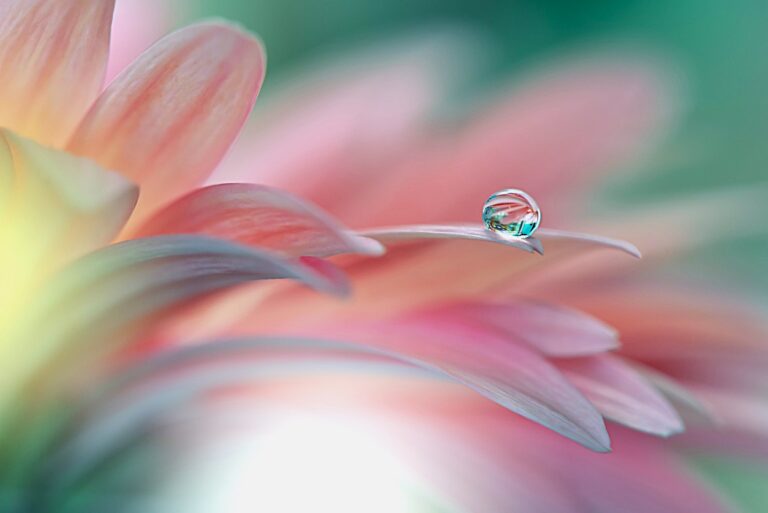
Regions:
[[482, 189, 541, 238]]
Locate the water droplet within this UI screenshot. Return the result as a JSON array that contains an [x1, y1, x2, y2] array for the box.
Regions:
[[482, 189, 541, 238]]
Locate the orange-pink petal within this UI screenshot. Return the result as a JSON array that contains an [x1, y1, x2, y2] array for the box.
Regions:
[[556, 354, 684, 436], [0, 0, 115, 146], [68, 23, 266, 225], [134, 183, 383, 257], [437, 300, 619, 357]]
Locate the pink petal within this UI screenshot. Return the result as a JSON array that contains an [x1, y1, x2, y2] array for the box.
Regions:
[[556, 429, 734, 513], [107, 0, 173, 83], [0, 0, 115, 146], [185, 223, 642, 337], [209, 32, 467, 188], [555, 354, 684, 436], [316, 57, 670, 227], [67, 23, 266, 225], [439, 300, 619, 357], [316, 312, 611, 451], [631, 363, 714, 422], [134, 183, 383, 257]]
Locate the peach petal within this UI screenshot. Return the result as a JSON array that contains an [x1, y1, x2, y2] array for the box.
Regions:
[[0, 0, 114, 146], [438, 300, 619, 357], [556, 354, 684, 436], [134, 184, 383, 257], [68, 23, 266, 225]]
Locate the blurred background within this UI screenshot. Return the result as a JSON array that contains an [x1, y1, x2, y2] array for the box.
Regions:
[[161, 0, 767, 510], [173, 0, 768, 295]]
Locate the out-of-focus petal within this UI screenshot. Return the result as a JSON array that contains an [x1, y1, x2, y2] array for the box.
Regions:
[[0, 0, 115, 146], [306, 57, 670, 227], [157, 224, 642, 340], [68, 23, 266, 224], [0, 129, 137, 325], [438, 300, 619, 357], [45, 338, 426, 488], [318, 313, 611, 451], [0, 236, 348, 423], [555, 354, 684, 436], [209, 31, 474, 187], [107, 0, 172, 83], [134, 184, 383, 257]]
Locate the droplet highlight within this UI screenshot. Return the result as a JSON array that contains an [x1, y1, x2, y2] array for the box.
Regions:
[[482, 189, 541, 238]]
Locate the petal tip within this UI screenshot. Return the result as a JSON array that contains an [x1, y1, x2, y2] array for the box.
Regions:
[[350, 235, 387, 256]]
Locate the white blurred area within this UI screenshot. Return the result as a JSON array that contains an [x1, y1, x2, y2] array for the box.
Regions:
[[160, 406, 440, 513]]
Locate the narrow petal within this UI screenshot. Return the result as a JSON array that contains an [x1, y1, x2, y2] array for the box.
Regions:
[[0, 236, 347, 423], [318, 313, 611, 451], [0, 0, 115, 146], [555, 354, 684, 436], [172, 224, 642, 339], [68, 23, 266, 223], [45, 338, 426, 487], [537, 228, 641, 258], [440, 300, 619, 357], [362, 224, 542, 254], [632, 363, 714, 421], [134, 184, 383, 257], [361, 224, 640, 257]]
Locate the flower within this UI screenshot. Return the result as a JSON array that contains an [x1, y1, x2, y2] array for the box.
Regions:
[[0, 1, 763, 512]]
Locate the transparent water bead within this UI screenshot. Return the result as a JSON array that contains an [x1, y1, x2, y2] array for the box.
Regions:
[[482, 189, 541, 238]]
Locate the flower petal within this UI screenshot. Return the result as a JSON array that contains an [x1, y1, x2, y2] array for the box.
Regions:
[[107, 0, 172, 83], [320, 313, 611, 451], [0, 236, 348, 424], [439, 300, 619, 357], [0, 0, 115, 146], [134, 183, 383, 257], [361, 224, 640, 257], [302, 57, 670, 227], [362, 224, 542, 254], [171, 224, 641, 341], [0, 129, 137, 323], [555, 354, 684, 436], [209, 31, 471, 187], [67, 23, 266, 224]]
